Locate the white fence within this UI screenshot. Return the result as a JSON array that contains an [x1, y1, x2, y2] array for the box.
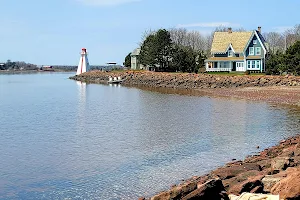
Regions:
[[206, 68, 232, 72]]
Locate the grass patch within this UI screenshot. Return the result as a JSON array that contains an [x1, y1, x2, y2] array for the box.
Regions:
[[206, 72, 266, 76]]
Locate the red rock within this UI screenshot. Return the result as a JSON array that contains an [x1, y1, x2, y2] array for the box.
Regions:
[[211, 163, 261, 180], [262, 175, 283, 192], [228, 174, 264, 195], [271, 157, 291, 171], [150, 181, 197, 200], [181, 179, 229, 200], [223, 170, 263, 191], [271, 167, 300, 199]]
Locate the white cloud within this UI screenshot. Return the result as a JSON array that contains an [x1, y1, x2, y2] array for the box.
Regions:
[[176, 22, 240, 28], [77, 0, 141, 6]]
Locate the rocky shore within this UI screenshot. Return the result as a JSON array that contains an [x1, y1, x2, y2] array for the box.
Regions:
[[143, 135, 300, 200], [70, 70, 300, 89], [70, 70, 300, 199]]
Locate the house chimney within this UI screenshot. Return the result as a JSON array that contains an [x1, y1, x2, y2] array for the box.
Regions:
[[258, 26, 262, 33], [228, 27, 232, 33]]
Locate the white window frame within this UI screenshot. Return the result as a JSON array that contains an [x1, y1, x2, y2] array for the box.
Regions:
[[237, 62, 244, 68], [255, 47, 261, 55], [236, 62, 244, 71], [247, 61, 251, 69], [228, 50, 233, 57], [256, 60, 261, 69], [253, 40, 257, 45], [249, 47, 254, 55], [252, 61, 255, 68]]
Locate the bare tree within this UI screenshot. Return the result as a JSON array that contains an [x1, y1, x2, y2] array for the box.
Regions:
[[169, 28, 188, 46], [264, 32, 285, 53], [283, 24, 300, 50], [169, 28, 206, 51], [139, 29, 156, 46]]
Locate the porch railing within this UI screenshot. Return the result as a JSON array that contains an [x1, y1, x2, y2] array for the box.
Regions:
[[206, 67, 232, 72]]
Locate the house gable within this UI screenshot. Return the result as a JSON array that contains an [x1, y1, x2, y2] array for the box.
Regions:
[[244, 31, 267, 57]]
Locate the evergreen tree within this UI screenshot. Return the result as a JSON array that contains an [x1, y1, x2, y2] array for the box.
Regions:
[[124, 53, 131, 68]]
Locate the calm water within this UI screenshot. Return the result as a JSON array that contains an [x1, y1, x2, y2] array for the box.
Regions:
[[0, 72, 300, 199]]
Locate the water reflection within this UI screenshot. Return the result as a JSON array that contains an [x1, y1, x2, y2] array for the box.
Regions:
[[76, 81, 87, 106], [76, 81, 87, 130], [108, 83, 121, 88]]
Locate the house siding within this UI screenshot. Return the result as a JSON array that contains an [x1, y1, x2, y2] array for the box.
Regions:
[[245, 35, 264, 57], [131, 55, 139, 70]]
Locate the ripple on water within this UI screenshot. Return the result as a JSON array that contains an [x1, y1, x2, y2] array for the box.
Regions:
[[0, 73, 300, 199]]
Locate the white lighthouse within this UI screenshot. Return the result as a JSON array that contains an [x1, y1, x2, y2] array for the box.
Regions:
[[76, 48, 90, 75]]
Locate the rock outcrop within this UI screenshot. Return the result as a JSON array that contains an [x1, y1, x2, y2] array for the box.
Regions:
[[140, 135, 300, 200]]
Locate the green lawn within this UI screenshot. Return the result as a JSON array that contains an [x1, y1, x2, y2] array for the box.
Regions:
[[206, 72, 266, 76]]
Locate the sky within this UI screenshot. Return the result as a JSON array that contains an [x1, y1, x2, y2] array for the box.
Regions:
[[0, 0, 299, 65]]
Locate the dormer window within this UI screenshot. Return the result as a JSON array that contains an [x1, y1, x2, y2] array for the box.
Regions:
[[253, 40, 257, 45], [228, 50, 233, 57]]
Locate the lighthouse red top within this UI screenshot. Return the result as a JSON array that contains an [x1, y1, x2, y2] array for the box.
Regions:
[[82, 48, 87, 52]]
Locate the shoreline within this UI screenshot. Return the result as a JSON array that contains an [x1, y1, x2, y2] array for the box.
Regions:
[[0, 70, 75, 74], [147, 134, 300, 200], [70, 70, 300, 107], [70, 70, 300, 199]]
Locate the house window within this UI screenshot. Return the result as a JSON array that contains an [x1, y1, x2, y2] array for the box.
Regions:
[[237, 62, 244, 68], [220, 62, 229, 68], [249, 47, 254, 55], [255, 47, 261, 55], [252, 61, 255, 68], [253, 40, 257, 45], [247, 61, 251, 69], [228, 50, 233, 57], [256, 60, 261, 69]]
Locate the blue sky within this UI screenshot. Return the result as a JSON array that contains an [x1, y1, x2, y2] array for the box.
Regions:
[[0, 0, 299, 65]]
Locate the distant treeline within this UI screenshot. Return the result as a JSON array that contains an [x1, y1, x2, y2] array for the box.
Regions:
[[0, 60, 37, 71], [0, 60, 123, 72], [50, 65, 123, 71]]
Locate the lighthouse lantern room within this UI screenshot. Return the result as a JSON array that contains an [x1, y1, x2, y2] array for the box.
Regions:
[[76, 48, 90, 75]]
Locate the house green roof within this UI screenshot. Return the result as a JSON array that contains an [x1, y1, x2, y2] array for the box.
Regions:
[[211, 31, 253, 53]]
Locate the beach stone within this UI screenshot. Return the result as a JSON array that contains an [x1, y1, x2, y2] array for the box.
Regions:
[[294, 144, 300, 156], [223, 170, 263, 191], [262, 175, 282, 192], [170, 181, 197, 199], [271, 157, 290, 171], [181, 178, 229, 200], [271, 167, 300, 199], [250, 185, 264, 193], [150, 191, 170, 200], [228, 174, 264, 195], [211, 163, 261, 180], [150, 181, 197, 200]]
